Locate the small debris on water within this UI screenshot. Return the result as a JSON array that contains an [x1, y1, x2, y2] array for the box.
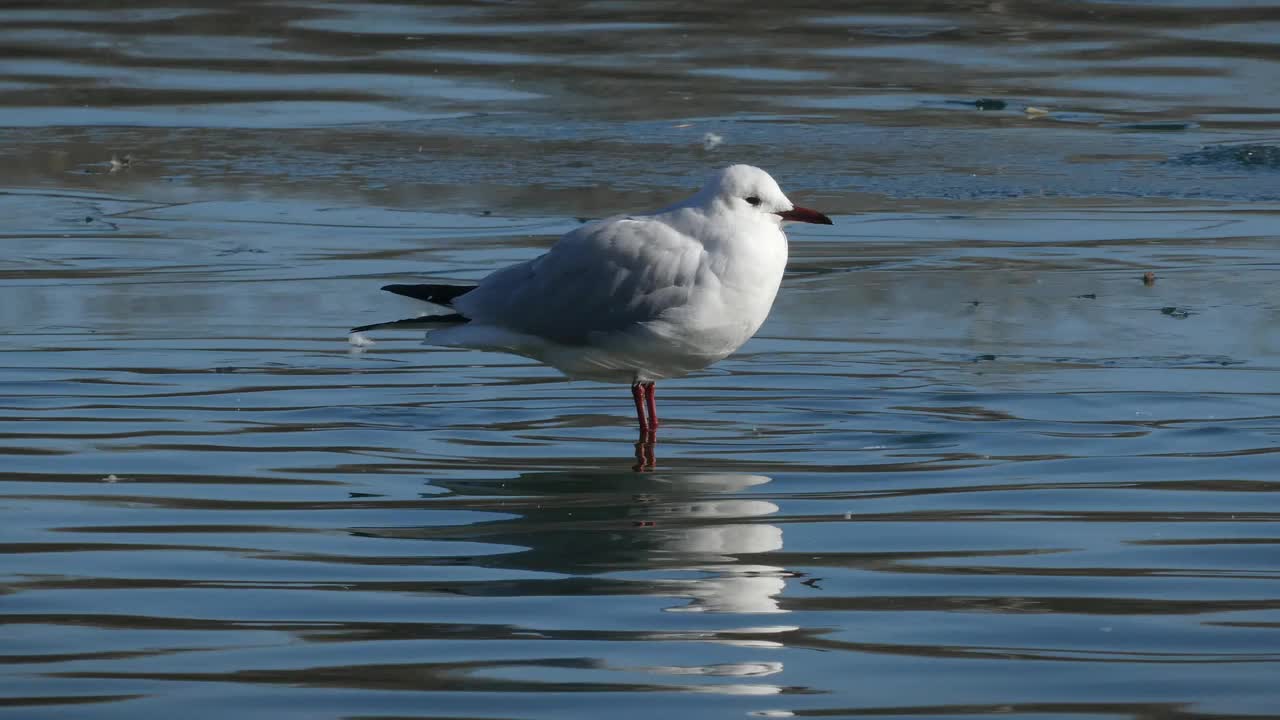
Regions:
[[1169, 142, 1280, 168], [702, 132, 724, 150], [216, 244, 267, 256], [1107, 121, 1197, 132], [1142, 271, 1156, 286], [1024, 106, 1050, 117], [109, 154, 133, 173], [974, 98, 1007, 111], [1161, 306, 1191, 319], [1075, 293, 1096, 299]]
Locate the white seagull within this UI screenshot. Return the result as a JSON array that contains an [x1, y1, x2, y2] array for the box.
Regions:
[[352, 164, 833, 436]]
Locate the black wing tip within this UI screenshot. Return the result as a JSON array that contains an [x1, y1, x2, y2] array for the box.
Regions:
[[381, 283, 477, 306], [349, 313, 469, 334], [380, 283, 418, 296]]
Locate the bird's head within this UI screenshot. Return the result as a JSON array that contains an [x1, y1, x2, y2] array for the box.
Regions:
[[698, 164, 833, 226]]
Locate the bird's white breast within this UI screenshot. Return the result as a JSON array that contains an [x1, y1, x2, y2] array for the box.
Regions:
[[645, 210, 789, 363]]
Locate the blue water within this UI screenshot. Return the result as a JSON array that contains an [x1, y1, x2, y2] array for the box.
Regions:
[[2, 2, 1279, 718]]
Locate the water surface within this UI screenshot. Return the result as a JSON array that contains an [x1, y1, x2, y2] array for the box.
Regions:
[[2, 2, 1279, 718]]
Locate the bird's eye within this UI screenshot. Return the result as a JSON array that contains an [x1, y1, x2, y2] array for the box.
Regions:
[[745, 196, 762, 206]]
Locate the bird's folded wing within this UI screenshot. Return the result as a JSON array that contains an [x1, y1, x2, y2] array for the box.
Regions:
[[453, 216, 706, 345]]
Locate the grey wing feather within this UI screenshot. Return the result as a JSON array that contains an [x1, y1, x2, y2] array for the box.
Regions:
[[454, 217, 704, 345]]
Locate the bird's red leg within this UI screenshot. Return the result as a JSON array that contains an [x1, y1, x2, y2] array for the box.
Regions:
[[644, 382, 659, 431], [631, 382, 649, 434]]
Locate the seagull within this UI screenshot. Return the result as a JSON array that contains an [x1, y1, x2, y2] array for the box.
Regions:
[[352, 164, 833, 437]]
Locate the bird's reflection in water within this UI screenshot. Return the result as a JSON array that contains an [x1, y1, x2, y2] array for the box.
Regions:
[[634, 432, 656, 470], [640, 491, 786, 614], [350, 469, 795, 694], [374, 470, 791, 614]]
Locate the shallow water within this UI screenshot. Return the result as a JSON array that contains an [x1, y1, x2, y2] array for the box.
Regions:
[[3, 2, 1280, 718]]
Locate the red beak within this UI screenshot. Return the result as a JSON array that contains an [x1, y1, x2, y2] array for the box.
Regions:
[[777, 206, 833, 225]]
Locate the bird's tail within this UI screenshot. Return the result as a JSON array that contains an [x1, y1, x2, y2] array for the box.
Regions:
[[350, 313, 468, 334], [382, 283, 476, 306]]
